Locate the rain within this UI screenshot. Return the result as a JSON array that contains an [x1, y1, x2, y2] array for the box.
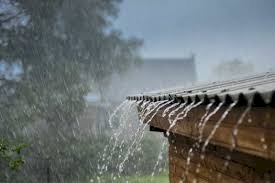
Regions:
[[1, 0, 275, 183]]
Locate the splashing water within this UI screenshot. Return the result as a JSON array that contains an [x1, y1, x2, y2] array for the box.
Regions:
[[197, 102, 215, 130], [150, 141, 167, 182], [198, 102, 224, 144], [162, 102, 180, 117], [116, 119, 144, 159], [113, 122, 145, 179], [100, 98, 232, 182], [165, 100, 202, 178], [118, 101, 164, 173], [98, 100, 135, 176], [190, 102, 224, 177], [191, 102, 236, 178], [166, 101, 203, 137], [218, 106, 251, 177], [168, 102, 187, 124], [140, 101, 163, 120], [231, 106, 251, 150], [117, 100, 170, 174], [145, 100, 173, 123], [185, 147, 194, 178], [184, 101, 215, 177], [139, 101, 152, 119], [165, 102, 191, 137], [98, 101, 130, 175], [141, 100, 170, 122], [201, 102, 237, 152], [108, 100, 129, 129]]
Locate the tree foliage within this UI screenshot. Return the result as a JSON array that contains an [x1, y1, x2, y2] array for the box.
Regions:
[[0, 0, 142, 180], [0, 139, 25, 171]]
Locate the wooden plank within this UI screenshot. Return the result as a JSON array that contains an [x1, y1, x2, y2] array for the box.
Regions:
[[170, 134, 275, 172], [168, 135, 274, 183], [170, 146, 253, 182], [191, 106, 275, 129], [170, 170, 209, 183], [170, 156, 241, 183], [140, 105, 275, 160]]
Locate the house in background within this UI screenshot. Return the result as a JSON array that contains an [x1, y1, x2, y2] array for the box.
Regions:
[[106, 54, 197, 102]]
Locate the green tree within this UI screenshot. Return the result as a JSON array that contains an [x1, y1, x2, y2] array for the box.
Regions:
[[0, 0, 141, 181]]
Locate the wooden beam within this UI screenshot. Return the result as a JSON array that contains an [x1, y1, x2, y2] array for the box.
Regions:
[[169, 134, 275, 183], [140, 105, 275, 160]]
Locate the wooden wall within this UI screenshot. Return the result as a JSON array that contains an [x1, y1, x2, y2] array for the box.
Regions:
[[169, 134, 275, 183], [140, 103, 275, 182], [145, 105, 275, 160]]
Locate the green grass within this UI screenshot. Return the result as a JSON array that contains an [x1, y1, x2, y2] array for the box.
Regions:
[[111, 174, 169, 183], [86, 174, 169, 183], [68, 174, 169, 183]]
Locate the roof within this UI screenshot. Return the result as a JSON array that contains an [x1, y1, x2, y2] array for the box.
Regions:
[[127, 72, 275, 106]]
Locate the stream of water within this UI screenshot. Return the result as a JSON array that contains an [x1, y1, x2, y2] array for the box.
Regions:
[[100, 97, 262, 182]]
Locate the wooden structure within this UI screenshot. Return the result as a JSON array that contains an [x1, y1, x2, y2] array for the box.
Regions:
[[127, 72, 275, 183]]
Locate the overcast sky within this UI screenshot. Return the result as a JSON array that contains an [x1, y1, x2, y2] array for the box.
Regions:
[[114, 0, 275, 81]]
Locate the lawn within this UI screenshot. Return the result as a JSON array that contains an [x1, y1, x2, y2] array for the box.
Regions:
[[112, 174, 168, 183], [87, 174, 169, 183]]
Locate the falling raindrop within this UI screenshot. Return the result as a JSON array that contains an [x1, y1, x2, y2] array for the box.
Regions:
[[202, 102, 237, 152]]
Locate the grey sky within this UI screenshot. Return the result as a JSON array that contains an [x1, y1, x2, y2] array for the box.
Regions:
[[114, 0, 275, 81]]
